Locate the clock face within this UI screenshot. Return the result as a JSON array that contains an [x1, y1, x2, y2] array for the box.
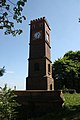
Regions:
[[34, 32, 41, 39]]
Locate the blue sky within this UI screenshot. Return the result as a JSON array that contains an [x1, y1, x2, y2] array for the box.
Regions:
[[0, 0, 80, 89]]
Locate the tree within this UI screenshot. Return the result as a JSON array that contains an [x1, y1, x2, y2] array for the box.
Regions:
[[0, 84, 19, 120], [0, 0, 27, 36], [52, 51, 80, 92], [0, 66, 5, 77]]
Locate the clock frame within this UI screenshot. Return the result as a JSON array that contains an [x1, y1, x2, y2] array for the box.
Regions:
[[33, 31, 42, 40]]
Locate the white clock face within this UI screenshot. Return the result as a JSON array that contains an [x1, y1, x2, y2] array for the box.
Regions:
[[34, 32, 41, 39]]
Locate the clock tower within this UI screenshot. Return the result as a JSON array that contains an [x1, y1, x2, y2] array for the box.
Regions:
[[26, 17, 54, 90]]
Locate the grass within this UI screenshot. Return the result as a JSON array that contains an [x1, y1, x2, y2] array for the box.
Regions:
[[29, 93, 80, 120]]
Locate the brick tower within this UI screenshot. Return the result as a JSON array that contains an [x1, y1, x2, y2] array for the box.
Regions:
[[16, 18, 64, 119], [26, 17, 54, 90]]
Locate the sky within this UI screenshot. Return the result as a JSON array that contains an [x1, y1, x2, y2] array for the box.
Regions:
[[0, 0, 80, 90]]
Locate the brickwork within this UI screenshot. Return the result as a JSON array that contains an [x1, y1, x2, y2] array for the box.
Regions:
[[15, 90, 64, 119], [26, 17, 54, 90], [15, 18, 64, 119]]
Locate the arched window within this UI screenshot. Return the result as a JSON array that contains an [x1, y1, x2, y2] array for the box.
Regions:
[[48, 64, 50, 72], [32, 25, 35, 29], [50, 84, 52, 90], [40, 23, 43, 27], [34, 63, 40, 71]]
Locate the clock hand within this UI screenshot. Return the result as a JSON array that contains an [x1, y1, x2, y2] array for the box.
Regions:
[[37, 33, 39, 38]]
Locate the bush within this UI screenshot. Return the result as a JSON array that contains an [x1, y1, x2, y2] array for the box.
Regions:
[[0, 84, 20, 120]]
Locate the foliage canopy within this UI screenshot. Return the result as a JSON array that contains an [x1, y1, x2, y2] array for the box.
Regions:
[[52, 51, 80, 92]]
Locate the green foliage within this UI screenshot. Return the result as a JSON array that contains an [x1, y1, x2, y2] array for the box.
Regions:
[[0, 84, 20, 120], [0, 0, 27, 36], [0, 66, 5, 77], [64, 93, 80, 107], [52, 50, 80, 91]]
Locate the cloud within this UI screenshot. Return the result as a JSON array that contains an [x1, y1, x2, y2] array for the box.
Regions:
[[6, 71, 14, 74]]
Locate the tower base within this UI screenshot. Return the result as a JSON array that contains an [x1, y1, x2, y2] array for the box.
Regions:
[[15, 90, 64, 119], [26, 76, 54, 90]]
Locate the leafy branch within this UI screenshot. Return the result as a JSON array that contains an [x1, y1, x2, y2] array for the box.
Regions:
[[0, 66, 5, 77], [0, 0, 27, 36]]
